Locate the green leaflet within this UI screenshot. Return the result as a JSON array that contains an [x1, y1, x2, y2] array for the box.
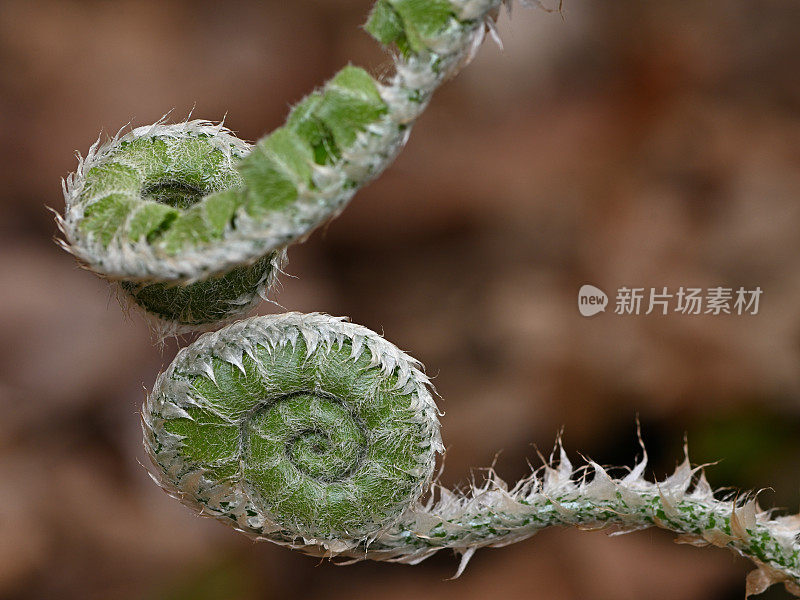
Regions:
[[126, 202, 179, 243], [237, 129, 304, 216], [81, 192, 138, 246], [286, 93, 342, 165], [316, 66, 388, 149], [366, 0, 410, 52], [82, 162, 141, 197], [367, 0, 457, 53]]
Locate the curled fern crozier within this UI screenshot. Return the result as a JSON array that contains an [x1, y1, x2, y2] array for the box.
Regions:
[[144, 314, 800, 596], [57, 0, 511, 330], [143, 313, 443, 551]]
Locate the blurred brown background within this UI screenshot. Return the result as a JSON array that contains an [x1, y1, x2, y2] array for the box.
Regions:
[[2, 0, 800, 598]]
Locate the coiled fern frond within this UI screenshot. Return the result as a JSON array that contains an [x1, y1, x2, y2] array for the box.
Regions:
[[144, 313, 800, 597], [57, 0, 510, 332]]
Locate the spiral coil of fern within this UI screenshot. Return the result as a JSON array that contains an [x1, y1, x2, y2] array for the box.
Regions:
[[145, 313, 800, 594], [57, 0, 508, 331], [143, 312, 443, 551]]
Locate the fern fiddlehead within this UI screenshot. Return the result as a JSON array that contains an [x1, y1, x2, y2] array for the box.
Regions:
[[143, 313, 442, 548], [54, 0, 800, 595], [57, 0, 508, 331], [144, 313, 800, 595]]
